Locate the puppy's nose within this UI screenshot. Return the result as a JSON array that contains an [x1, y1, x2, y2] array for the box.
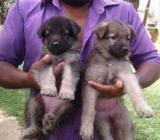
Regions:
[[122, 47, 129, 53], [52, 41, 60, 46]]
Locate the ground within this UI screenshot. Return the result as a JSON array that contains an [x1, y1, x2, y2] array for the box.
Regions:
[[0, 110, 22, 140]]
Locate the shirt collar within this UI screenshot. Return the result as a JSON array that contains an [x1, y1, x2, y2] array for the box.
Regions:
[[92, 0, 120, 14], [41, 0, 120, 11], [41, 0, 61, 9]]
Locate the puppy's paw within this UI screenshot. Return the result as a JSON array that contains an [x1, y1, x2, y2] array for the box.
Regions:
[[135, 104, 154, 118], [42, 113, 56, 135], [58, 89, 75, 100], [22, 127, 40, 139], [80, 124, 93, 140], [40, 87, 57, 97]]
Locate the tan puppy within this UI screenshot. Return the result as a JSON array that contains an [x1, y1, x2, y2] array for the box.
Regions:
[[80, 20, 154, 140]]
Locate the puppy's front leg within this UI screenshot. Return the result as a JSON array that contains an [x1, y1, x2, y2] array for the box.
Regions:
[[58, 63, 80, 100], [80, 86, 98, 140], [118, 72, 154, 118], [33, 65, 57, 96]]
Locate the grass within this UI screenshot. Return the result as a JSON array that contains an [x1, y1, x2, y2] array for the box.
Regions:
[[0, 80, 160, 139], [123, 79, 160, 140], [0, 88, 27, 124]]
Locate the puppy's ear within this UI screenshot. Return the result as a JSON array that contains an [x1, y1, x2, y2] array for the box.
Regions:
[[69, 21, 81, 36], [94, 21, 109, 39], [129, 25, 136, 41]]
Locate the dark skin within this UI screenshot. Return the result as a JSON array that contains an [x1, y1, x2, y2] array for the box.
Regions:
[[0, 55, 65, 111], [0, 55, 64, 90], [0, 61, 37, 89]]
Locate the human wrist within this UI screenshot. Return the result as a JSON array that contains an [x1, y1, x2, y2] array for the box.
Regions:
[[23, 72, 39, 90]]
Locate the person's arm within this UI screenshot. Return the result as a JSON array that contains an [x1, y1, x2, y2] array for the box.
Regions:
[[88, 62, 160, 99], [0, 55, 64, 90], [0, 0, 27, 89], [0, 61, 37, 89], [136, 62, 160, 88]]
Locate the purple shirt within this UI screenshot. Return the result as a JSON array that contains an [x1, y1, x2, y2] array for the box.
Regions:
[[0, 0, 160, 139]]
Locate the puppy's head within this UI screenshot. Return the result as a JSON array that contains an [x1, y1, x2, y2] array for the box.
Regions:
[[94, 20, 135, 58], [38, 16, 81, 55]]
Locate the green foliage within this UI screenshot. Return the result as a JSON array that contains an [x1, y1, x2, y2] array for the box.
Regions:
[[123, 79, 160, 140], [0, 87, 27, 124], [0, 0, 14, 24]]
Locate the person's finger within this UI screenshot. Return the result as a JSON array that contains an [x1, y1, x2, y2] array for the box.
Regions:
[[54, 62, 65, 76], [31, 55, 51, 69], [41, 54, 52, 64], [88, 80, 124, 98], [88, 81, 110, 93], [114, 79, 123, 89]]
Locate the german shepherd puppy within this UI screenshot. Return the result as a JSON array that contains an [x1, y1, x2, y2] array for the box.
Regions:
[[80, 20, 154, 140], [22, 16, 81, 139]]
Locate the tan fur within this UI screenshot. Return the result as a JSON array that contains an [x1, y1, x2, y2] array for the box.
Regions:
[[80, 20, 154, 140]]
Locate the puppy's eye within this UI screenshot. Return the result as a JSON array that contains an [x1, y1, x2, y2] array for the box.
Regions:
[[45, 30, 51, 37], [127, 35, 131, 41], [107, 35, 117, 40], [110, 36, 117, 40], [63, 30, 70, 36]]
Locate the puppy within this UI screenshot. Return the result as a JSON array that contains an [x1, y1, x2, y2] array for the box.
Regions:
[[80, 20, 154, 140], [22, 16, 81, 139]]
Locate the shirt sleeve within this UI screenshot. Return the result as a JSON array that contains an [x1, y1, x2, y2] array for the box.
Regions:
[[128, 5, 160, 69], [0, 0, 25, 67]]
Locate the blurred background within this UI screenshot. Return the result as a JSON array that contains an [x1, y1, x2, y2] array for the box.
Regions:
[[139, 0, 160, 45], [124, 0, 160, 46]]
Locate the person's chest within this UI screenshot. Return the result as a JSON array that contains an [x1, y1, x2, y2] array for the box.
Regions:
[[23, 4, 124, 70]]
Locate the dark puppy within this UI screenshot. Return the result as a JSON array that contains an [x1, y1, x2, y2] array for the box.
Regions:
[[22, 16, 81, 139], [80, 20, 154, 140]]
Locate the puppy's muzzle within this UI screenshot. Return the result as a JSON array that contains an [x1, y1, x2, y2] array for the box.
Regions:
[[48, 40, 70, 55], [52, 41, 60, 46], [51, 41, 61, 49], [109, 44, 130, 58], [122, 46, 129, 54], [48, 41, 61, 54]]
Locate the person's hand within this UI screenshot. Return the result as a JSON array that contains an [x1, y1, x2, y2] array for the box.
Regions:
[[88, 79, 124, 99], [27, 55, 64, 90]]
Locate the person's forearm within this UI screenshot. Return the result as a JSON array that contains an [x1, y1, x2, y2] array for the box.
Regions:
[[136, 62, 160, 88], [0, 61, 38, 89]]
